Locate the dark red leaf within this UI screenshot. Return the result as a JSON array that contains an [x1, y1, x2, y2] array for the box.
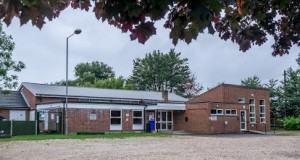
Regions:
[[130, 22, 156, 44]]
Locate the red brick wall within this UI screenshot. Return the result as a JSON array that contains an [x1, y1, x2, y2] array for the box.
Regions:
[[188, 85, 225, 103], [0, 109, 10, 120], [20, 86, 36, 109]]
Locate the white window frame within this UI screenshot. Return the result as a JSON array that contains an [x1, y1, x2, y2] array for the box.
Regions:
[[249, 99, 256, 124], [132, 110, 143, 130], [225, 109, 237, 116], [259, 100, 266, 123], [110, 110, 122, 130], [211, 109, 223, 115]]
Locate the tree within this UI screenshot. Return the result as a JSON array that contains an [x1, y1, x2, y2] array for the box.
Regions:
[[0, 0, 299, 56], [176, 73, 203, 99], [0, 22, 25, 91], [131, 49, 201, 97], [241, 75, 263, 88], [82, 76, 135, 90], [264, 79, 285, 118], [74, 61, 115, 84], [284, 67, 300, 117]]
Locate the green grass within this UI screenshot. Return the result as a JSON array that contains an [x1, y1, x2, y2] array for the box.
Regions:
[[267, 129, 300, 136], [0, 132, 170, 142]]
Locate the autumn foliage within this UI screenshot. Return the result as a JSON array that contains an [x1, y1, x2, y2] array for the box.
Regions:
[[0, 0, 299, 56]]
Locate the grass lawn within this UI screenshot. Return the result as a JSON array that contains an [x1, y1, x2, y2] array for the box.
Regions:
[[0, 132, 170, 142], [267, 129, 300, 136]]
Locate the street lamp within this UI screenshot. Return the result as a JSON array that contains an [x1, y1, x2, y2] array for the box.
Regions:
[[65, 29, 81, 134]]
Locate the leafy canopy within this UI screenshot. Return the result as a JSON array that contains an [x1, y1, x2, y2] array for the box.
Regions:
[[241, 75, 263, 88], [0, 0, 299, 56], [0, 22, 25, 91], [130, 49, 201, 98], [74, 61, 115, 84]]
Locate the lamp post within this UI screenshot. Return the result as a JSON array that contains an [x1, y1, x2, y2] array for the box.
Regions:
[[65, 29, 81, 134]]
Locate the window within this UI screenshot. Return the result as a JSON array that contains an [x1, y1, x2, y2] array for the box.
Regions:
[[249, 99, 256, 124], [110, 110, 122, 130], [225, 109, 237, 115], [259, 100, 266, 123], [211, 109, 223, 115], [133, 111, 143, 125], [238, 98, 245, 103]]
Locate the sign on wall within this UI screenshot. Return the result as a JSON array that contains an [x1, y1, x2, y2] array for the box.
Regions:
[[210, 115, 217, 121], [89, 114, 97, 121]]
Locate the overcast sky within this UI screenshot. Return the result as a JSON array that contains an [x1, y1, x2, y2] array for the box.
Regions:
[[3, 7, 299, 91]]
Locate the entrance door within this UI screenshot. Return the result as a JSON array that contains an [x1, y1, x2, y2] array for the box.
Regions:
[[156, 111, 173, 131], [240, 110, 247, 131]]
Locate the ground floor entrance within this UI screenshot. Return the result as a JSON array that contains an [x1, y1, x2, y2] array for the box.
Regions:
[[147, 110, 173, 132]]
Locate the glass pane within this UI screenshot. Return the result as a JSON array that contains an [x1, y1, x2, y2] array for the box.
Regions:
[[133, 111, 142, 117], [111, 111, 121, 117], [162, 112, 166, 121], [217, 109, 223, 114], [167, 112, 172, 121], [241, 123, 246, 129], [261, 118, 266, 123], [226, 110, 231, 115], [156, 112, 160, 121], [260, 106, 265, 113], [162, 123, 166, 129], [111, 118, 121, 124], [232, 110, 236, 115], [249, 99, 254, 104], [250, 118, 255, 123], [259, 100, 265, 105], [167, 123, 172, 130], [156, 123, 160, 129], [133, 118, 142, 124], [211, 109, 216, 114], [250, 106, 255, 113]]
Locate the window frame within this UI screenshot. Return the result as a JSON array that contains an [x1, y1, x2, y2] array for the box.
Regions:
[[110, 110, 122, 130], [225, 109, 237, 116], [259, 99, 266, 124], [249, 98, 256, 124], [211, 109, 223, 115], [132, 110, 143, 130]]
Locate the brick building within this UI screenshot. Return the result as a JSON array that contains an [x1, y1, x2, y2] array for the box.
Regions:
[[174, 84, 270, 134], [15, 82, 270, 134]]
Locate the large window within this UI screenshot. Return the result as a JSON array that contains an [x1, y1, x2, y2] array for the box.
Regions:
[[110, 110, 122, 130], [225, 109, 237, 115], [259, 100, 266, 123], [249, 99, 256, 124], [133, 110, 143, 130], [211, 109, 223, 115]]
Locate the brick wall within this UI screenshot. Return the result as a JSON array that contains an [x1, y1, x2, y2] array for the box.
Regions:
[[20, 86, 36, 109], [188, 85, 225, 103], [0, 109, 10, 120]]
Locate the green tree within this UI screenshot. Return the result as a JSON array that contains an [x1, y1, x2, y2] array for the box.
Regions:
[[284, 67, 300, 117], [74, 61, 115, 84], [241, 75, 263, 88], [0, 22, 25, 91], [82, 76, 135, 90], [1, 0, 299, 56], [131, 49, 200, 97], [264, 79, 285, 118]]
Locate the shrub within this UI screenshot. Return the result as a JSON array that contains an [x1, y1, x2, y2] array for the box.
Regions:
[[284, 117, 300, 130]]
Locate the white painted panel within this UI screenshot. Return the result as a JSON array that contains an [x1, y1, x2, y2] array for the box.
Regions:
[[9, 110, 26, 121], [133, 124, 143, 130], [44, 112, 49, 130], [110, 125, 122, 130], [30, 111, 35, 121]]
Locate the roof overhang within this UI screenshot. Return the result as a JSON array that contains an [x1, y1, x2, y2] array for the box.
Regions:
[[146, 103, 186, 110]]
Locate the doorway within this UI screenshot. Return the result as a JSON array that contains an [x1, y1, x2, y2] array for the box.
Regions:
[[156, 111, 173, 131], [240, 110, 247, 131]]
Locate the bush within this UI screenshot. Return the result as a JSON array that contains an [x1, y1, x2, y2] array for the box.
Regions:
[[284, 117, 300, 130]]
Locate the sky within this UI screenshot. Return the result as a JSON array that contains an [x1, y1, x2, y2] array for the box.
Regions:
[[3, 7, 299, 91]]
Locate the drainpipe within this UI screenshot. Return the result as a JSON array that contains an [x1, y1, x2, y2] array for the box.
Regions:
[[143, 105, 147, 133]]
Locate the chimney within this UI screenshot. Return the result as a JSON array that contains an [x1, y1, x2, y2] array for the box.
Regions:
[[162, 90, 168, 103]]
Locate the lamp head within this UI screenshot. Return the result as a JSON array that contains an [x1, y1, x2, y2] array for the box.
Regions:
[[74, 29, 82, 34]]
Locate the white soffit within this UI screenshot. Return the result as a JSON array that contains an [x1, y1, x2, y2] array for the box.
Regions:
[[146, 103, 186, 110]]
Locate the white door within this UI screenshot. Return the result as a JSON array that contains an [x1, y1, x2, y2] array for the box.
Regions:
[[240, 110, 247, 131], [30, 111, 35, 121], [9, 110, 26, 121]]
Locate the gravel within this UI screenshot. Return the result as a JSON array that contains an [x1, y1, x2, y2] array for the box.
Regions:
[[0, 134, 299, 160]]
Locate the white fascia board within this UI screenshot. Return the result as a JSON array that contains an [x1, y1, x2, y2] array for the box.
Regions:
[[37, 102, 145, 110], [146, 103, 186, 110], [37, 103, 64, 111], [70, 103, 145, 110]]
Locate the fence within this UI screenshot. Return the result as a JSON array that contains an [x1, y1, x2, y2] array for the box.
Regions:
[[0, 121, 37, 136]]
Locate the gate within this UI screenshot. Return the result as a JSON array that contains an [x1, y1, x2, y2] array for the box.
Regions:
[[37, 111, 62, 134], [0, 121, 37, 136]]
